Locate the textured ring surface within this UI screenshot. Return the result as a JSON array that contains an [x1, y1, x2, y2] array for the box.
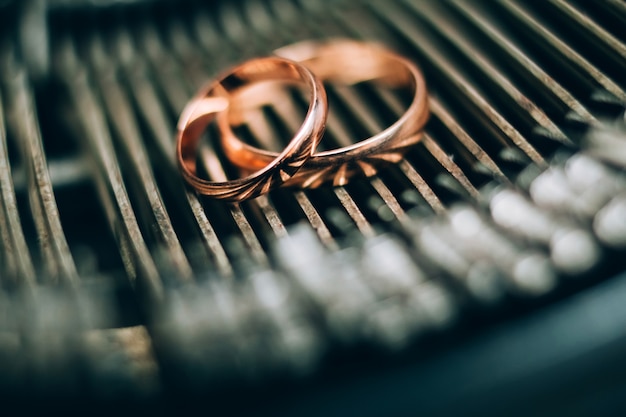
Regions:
[[218, 39, 429, 188], [176, 57, 327, 201]]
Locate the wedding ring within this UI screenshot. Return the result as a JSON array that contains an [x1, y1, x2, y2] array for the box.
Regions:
[[217, 39, 429, 188], [176, 57, 327, 201]]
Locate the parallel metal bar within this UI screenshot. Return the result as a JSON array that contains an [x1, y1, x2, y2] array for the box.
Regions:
[[299, 105, 380, 231], [333, 187, 375, 237], [137, 24, 195, 117], [241, 0, 278, 40], [397, 159, 445, 215], [427, 96, 509, 183], [331, 84, 479, 200], [89, 35, 194, 284], [167, 11, 296, 247], [226, 203, 270, 266], [194, 141, 270, 267], [271, 96, 387, 234], [239, 104, 339, 244], [421, 134, 479, 200], [138, 23, 271, 268], [371, 1, 547, 168], [374, 85, 509, 184], [550, 0, 626, 61], [368, 177, 407, 221], [217, 0, 254, 50], [56, 37, 164, 301], [113, 26, 233, 277], [293, 190, 338, 249], [5, 67, 78, 287], [267, 0, 304, 28], [254, 195, 289, 239], [415, 1, 577, 138], [603, 0, 626, 24], [121, 56, 234, 278], [330, 86, 440, 209], [0, 0, 623, 396], [0, 91, 35, 288], [331, 3, 539, 187], [249, 102, 339, 245], [501, 0, 626, 103], [191, 10, 223, 54], [449, 0, 597, 124]]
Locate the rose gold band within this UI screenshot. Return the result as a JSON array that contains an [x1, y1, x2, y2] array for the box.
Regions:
[[217, 39, 429, 188], [176, 57, 327, 202]]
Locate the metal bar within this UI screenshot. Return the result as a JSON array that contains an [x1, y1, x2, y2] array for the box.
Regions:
[[166, 15, 297, 250], [330, 3, 541, 184], [194, 0, 386, 243], [550, 0, 626, 61], [4, 65, 79, 287], [371, 1, 548, 168], [267, 92, 387, 235], [121, 54, 234, 278], [253, 105, 339, 243], [501, 0, 626, 103], [114, 26, 232, 277], [137, 22, 272, 269], [397, 159, 445, 215], [226, 202, 271, 267], [266, 2, 424, 226], [137, 23, 195, 117], [253, 195, 289, 239], [368, 177, 407, 221], [193, 141, 270, 267], [333, 187, 375, 237], [430, 95, 509, 182], [415, 1, 579, 137], [421, 134, 479, 200], [603, 0, 626, 24], [331, 84, 479, 200], [293, 190, 338, 250], [329, 4, 509, 189], [88, 34, 194, 284], [56, 37, 164, 301], [293, 102, 380, 232], [449, 0, 597, 125], [0, 90, 36, 288]]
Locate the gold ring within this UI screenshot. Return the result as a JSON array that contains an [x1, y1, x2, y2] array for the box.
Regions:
[[176, 57, 327, 201], [218, 39, 429, 188]]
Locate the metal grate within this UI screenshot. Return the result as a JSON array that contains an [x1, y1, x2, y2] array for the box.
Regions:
[[1, 0, 626, 413]]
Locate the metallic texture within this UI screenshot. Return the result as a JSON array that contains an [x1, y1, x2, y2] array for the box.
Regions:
[[219, 39, 429, 188], [177, 57, 328, 201], [0, 0, 625, 410]]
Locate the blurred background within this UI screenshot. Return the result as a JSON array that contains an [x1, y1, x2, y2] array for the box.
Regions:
[[1, 0, 626, 415]]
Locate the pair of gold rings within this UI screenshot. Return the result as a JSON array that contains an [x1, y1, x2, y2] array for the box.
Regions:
[[176, 39, 429, 202]]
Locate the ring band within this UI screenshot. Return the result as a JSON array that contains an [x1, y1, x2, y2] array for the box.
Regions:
[[217, 39, 429, 188], [176, 57, 327, 202]]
